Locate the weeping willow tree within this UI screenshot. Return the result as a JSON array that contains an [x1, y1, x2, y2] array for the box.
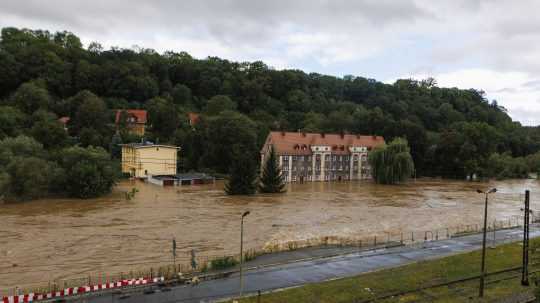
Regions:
[[369, 137, 415, 184]]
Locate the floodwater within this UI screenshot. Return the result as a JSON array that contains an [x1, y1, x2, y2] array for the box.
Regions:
[[0, 178, 539, 290]]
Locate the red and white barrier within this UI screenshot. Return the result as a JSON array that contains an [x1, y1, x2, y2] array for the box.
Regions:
[[2, 277, 164, 303]]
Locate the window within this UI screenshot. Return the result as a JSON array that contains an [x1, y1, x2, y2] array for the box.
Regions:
[[282, 156, 289, 161]]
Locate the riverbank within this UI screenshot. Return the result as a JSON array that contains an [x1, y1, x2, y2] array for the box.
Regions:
[[66, 223, 540, 303], [233, 235, 539, 303]]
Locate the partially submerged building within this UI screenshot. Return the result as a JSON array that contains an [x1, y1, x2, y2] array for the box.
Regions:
[[147, 173, 215, 186], [260, 131, 385, 182], [121, 143, 180, 178]]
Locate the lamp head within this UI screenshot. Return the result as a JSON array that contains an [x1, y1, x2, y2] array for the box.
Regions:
[[488, 188, 497, 194], [476, 189, 484, 194], [242, 211, 250, 217]]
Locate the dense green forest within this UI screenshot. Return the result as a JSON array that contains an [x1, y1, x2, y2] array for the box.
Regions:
[[1, 27, 539, 199]]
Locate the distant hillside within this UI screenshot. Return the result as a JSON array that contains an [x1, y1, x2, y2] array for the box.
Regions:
[[1, 27, 539, 179]]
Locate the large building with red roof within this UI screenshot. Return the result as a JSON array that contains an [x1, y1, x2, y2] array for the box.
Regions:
[[261, 131, 385, 182]]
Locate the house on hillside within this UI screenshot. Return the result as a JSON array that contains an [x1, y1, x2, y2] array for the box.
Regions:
[[121, 143, 180, 178], [58, 116, 70, 132], [260, 131, 385, 182], [187, 112, 200, 128], [115, 109, 147, 136]]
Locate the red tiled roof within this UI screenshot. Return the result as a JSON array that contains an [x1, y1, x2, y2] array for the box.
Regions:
[[115, 110, 147, 124], [263, 131, 385, 155], [58, 116, 70, 124], [188, 112, 200, 125]]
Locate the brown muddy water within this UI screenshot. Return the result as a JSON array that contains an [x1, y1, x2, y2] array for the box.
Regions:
[[0, 178, 539, 290]]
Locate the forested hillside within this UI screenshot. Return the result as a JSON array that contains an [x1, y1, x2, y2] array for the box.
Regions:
[[1, 27, 539, 199]]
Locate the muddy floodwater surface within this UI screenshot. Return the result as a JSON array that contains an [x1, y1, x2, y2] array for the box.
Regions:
[[1, 178, 539, 290]]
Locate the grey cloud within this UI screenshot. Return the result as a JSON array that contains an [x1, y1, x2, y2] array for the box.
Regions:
[[0, 0, 433, 52]]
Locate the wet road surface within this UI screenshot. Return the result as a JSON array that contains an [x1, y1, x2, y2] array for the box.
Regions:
[[86, 224, 540, 303]]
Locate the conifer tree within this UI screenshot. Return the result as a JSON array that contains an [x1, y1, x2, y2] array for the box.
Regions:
[[259, 146, 286, 193], [225, 149, 257, 195]]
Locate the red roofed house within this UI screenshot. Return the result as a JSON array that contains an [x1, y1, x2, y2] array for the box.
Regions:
[[58, 116, 70, 132], [187, 112, 200, 127], [115, 109, 147, 136], [261, 131, 385, 182]]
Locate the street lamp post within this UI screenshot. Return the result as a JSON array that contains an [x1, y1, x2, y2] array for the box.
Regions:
[[521, 190, 531, 286], [239, 211, 250, 298], [477, 188, 497, 298]]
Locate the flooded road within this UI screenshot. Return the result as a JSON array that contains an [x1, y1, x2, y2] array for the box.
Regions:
[[0, 178, 539, 290]]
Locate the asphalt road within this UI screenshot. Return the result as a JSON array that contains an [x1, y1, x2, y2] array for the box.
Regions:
[[84, 225, 540, 303]]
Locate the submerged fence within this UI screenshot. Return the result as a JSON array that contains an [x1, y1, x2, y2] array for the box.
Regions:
[[1, 214, 536, 298]]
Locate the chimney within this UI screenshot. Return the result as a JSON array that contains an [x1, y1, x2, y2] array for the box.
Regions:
[[281, 131, 286, 137], [302, 132, 306, 137], [340, 132, 345, 139], [356, 134, 360, 139], [321, 133, 325, 138]]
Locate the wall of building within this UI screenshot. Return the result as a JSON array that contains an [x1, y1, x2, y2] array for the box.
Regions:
[[279, 152, 371, 183], [122, 146, 178, 178]]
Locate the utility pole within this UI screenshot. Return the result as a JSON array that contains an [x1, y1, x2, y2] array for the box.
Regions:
[[172, 238, 177, 270], [522, 190, 530, 286], [239, 211, 250, 298], [477, 188, 496, 298]]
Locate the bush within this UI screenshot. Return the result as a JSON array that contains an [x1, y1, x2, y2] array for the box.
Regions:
[[486, 153, 530, 179], [58, 146, 117, 198], [209, 256, 238, 270]]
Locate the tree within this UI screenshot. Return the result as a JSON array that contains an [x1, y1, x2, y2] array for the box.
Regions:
[[171, 84, 192, 106], [58, 146, 117, 198], [205, 95, 237, 116], [203, 111, 258, 173], [146, 97, 179, 142], [369, 137, 415, 184], [225, 148, 258, 195], [71, 90, 110, 139], [110, 132, 123, 158], [30, 110, 67, 149], [0, 135, 45, 167], [5, 157, 58, 200], [0, 106, 26, 139], [9, 81, 51, 114], [259, 146, 286, 193]]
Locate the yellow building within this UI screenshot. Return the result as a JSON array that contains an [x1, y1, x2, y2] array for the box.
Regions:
[[121, 144, 180, 178]]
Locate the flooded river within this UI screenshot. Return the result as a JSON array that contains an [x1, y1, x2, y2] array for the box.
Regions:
[[1, 178, 539, 290]]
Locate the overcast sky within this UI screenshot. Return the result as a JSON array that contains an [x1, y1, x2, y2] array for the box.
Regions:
[[1, 0, 539, 125]]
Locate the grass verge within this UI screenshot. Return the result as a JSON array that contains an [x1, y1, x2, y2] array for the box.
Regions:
[[233, 239, 540, 303]]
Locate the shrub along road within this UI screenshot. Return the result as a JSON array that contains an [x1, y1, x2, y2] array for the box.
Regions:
[[84, 225, 540, 303]]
